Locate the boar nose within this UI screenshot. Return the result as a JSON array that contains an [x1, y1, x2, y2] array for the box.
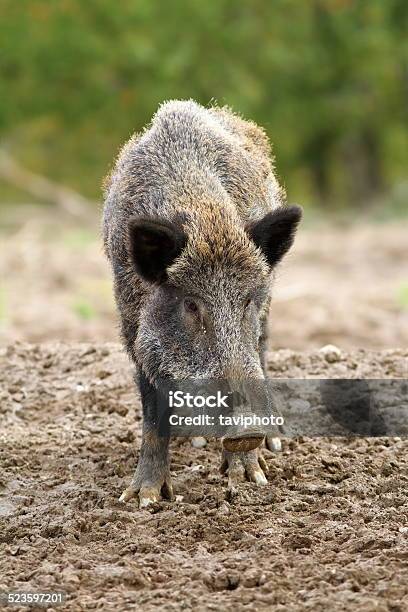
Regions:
[[220, 377, 265, 453], [223, 435, 264, 452]]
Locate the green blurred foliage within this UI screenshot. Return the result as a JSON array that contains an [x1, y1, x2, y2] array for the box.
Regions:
[[72, 298, 96, 321], [1, 0, 407, 208], [396, 283, 408, 310]]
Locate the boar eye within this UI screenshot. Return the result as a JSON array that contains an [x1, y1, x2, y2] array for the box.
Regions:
[[244, 298, 252, 310], [184, 298, 199, 315]]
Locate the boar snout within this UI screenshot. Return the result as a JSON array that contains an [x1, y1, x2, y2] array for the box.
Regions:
[[222, 434, 265, 452], [220, 379, 266, 452]]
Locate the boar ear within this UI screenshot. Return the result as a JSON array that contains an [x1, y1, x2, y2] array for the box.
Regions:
[[128, 217, 187, 283], [246, 205, 302, 267]]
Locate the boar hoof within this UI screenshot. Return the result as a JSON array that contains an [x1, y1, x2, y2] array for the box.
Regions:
[[119, 477, 174, 508], [119, 487, 138, 503], [220, 448, 268, 489], [223, 435, 265, 453]]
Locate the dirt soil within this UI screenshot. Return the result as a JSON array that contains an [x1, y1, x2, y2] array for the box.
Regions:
[[0, 343, 407, 611]]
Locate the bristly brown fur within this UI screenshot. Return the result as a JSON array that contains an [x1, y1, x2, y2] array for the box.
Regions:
[[102, 100, 289, 380]]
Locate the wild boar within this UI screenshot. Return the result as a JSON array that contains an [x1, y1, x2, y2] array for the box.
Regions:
[[103, 100, 301, 506]]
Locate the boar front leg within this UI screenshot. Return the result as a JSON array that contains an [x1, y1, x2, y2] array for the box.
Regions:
[[119, 369, 174, 507], [259, 314, 283, 454]]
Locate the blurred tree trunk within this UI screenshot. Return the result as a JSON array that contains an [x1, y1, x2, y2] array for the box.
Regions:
[[0, 150, 96, 218], [304, 130, 334, 206], [341, 129, 384, 206]]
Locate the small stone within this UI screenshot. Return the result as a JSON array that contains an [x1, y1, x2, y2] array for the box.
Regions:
[[190, 464, 205, 472], [319, 344, 342, 363], [218, 502, 230, 515], [191, 436, 207, 448], [175, 495, 184, 503]]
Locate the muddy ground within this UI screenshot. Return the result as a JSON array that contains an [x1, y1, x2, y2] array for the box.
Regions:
[[0, 343, 407, 611]]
